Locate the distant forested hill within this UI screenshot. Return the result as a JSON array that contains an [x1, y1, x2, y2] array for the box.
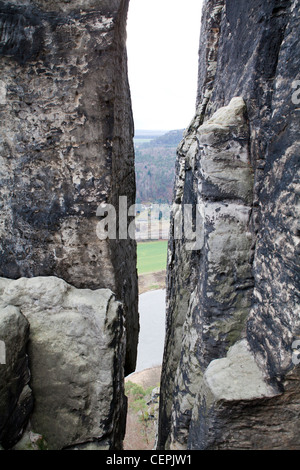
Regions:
[[135, 129, 184, 204]]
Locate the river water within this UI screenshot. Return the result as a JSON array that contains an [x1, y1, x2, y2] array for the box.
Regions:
[[135, 289, 166, 373]]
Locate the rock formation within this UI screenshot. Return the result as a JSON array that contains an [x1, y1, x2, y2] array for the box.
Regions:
[[158, 0, 300, 450], [0, 0, 299, 452], [1, 276, 126, 450], [0, 279, 33, 449], [0, 0, 138, 375], [0, 0, 137, 449]]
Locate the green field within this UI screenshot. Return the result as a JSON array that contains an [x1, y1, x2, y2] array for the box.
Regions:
[[137, 240, 168, 275]]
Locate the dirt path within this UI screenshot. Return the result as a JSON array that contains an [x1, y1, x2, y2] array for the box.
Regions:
[[123, 276, 165, 450], [124, 367, 162, 450]]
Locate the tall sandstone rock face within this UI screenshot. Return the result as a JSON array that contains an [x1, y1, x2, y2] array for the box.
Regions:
[[0, 0, 138, 449], [0, 0, 138, 376], [158, 0, 300, 450]]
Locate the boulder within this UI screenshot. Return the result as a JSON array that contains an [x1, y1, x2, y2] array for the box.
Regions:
[[1, 276, 126, 450], [0, 302, 33, 449]]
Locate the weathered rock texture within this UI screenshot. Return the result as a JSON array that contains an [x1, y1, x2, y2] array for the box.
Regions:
[[0, 0, 138, 450], [0, 279, 33, 449], [0, 276, 126, 450], [158, 0, 300, 450], [0, 0, 138, 376]]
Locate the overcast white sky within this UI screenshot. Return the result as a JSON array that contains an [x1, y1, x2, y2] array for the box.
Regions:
[[126, 0, 204, 132]]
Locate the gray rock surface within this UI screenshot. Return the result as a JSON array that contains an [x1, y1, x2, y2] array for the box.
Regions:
[[0, 0, 138, 376], [158, 0, 300, 450], [0, 276, 126, 450], [0, 283, 33, 449], [189, 342, 300, 450], [1, 0, 299, 452]]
